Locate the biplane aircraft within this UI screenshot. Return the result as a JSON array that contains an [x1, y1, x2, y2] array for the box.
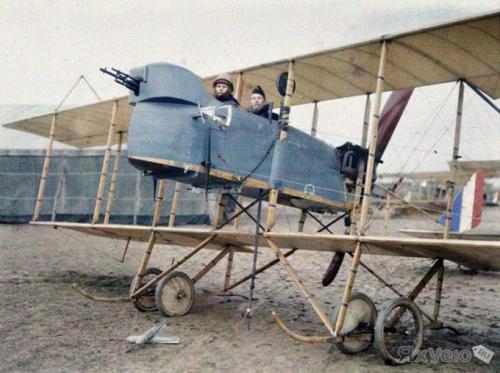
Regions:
[[3, 10, 500, 365]]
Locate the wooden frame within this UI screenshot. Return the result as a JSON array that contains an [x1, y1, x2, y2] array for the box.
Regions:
[[92, 100, 119, 224], [104, 131, 124, 224], [168, 182, 181, 227], [443, 80, 464, 239], [335, 41, 388, 336], [33, 113, 57, 221]]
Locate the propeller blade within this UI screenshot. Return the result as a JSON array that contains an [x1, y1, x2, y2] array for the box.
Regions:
[[376, 88, 413, 159]]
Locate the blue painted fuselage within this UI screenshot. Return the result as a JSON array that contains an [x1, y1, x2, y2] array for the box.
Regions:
[[127, 63, 351, 211]]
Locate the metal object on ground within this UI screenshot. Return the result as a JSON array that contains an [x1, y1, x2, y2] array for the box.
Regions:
[[126, 319, 181, 351], [130, 267, 162, 312], [155, 271, 195, 317], [126, 335, 180, 344], [331, 292, 377, 354]]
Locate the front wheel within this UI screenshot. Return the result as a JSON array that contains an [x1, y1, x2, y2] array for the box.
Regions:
[[155, 271, 195, 317], [331, 292, 377, 354]]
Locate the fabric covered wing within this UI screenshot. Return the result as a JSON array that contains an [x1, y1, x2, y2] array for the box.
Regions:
[[264, 232, 500, 271], [4, 12, 498, 148], [33, 222, 500, 271]]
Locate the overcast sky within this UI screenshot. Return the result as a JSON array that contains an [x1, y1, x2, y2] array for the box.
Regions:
[[0, 0, 499, 175]]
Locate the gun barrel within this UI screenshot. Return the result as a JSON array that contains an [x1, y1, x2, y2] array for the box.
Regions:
[[100, 67, 140, 95]]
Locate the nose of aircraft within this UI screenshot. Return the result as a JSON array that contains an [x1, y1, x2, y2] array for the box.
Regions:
[[128, 62, 216, 107]]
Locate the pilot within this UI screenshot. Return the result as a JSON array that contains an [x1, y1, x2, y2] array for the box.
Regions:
[[212, 73, 240, 106], [247, 85, 279, 120]]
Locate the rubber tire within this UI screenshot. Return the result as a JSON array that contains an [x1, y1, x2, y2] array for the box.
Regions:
[[331, 292, 377, 354], [374, 297, 424, 365], [155, 271, 195, 317], [130, 267, 162, 312]]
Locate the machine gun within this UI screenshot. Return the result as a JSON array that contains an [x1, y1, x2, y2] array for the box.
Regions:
[[100, 67, 140, 95]]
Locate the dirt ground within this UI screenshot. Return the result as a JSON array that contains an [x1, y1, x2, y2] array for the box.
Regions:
[[1, 207, 499, 372]]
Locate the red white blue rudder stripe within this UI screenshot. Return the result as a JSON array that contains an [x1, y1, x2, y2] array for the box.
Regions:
[[439, 170, 485, 232]]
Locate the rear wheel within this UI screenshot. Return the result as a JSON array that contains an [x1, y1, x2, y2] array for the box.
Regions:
[[374, 297, 424, 365], [130, 267, 161, 312], [331, 292, 377, 354]]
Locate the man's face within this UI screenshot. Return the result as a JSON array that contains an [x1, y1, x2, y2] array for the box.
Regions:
[[250, 93, 265, 110], [215, 83, 230, 97]]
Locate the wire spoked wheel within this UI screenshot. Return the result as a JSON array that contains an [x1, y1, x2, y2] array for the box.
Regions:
[[129, 267, 162, 312], [155, 271, 195, 317], [374, 297, 424, 365], [331, 292, 377, 354]]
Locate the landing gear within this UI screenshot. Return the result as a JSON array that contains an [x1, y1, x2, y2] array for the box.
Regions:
[[374, 297, 424, 365], [155, 271, 195, 317], [332, 292, 377, 354], [130, 267, 162, 312]]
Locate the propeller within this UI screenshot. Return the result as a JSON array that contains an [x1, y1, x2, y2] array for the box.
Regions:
[[376, 88, 413, 160]]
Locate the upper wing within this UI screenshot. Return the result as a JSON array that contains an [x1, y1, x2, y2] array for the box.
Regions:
[[34, 221, 500, 271], [3, 11, 499, 148], [205, 11, 499, 105], [3, 97, 132, 148]]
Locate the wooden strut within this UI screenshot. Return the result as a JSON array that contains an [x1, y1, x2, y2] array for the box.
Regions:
[[265, 61, 294, 232], [51, 155, 66, 221], [168, 182, 181, 227], [266, 188, 279, 231], [433, 259, 445, 322], [310, 101, 319, 137], [132, 235, 217, 298], [335, 41, 388, 337], [120, 237, 131, 263], [104, 131, 124, 224], [388, 259, 443, 327], [272, 311, 330, 343], [266, 238, 335, 335], [349, 94, 370, 235], [192, 246, 231, 284], [223, 248, 235, 291], [131, 179, 168, 292], [272, 312, 372, 344], [73, 283, 129, 302], [92, 100, 119, 224], [224, 249, 296, 292], [33, 113, 57, 221], [152, 180, 167, 227], [443, 80, 464, 239]]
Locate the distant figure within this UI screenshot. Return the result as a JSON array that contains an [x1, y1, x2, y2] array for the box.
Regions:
[[247, 85, 279, 120], [212, 73, 240, 106]]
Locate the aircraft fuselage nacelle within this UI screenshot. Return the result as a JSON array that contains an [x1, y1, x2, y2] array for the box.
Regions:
[[126, 62, 357, 212]]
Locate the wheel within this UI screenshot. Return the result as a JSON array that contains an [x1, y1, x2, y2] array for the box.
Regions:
[[129, 267, 162, 312], [374, 297, 424, 365], [155, 271, 195, 317], [331, 292, 377, 354]]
